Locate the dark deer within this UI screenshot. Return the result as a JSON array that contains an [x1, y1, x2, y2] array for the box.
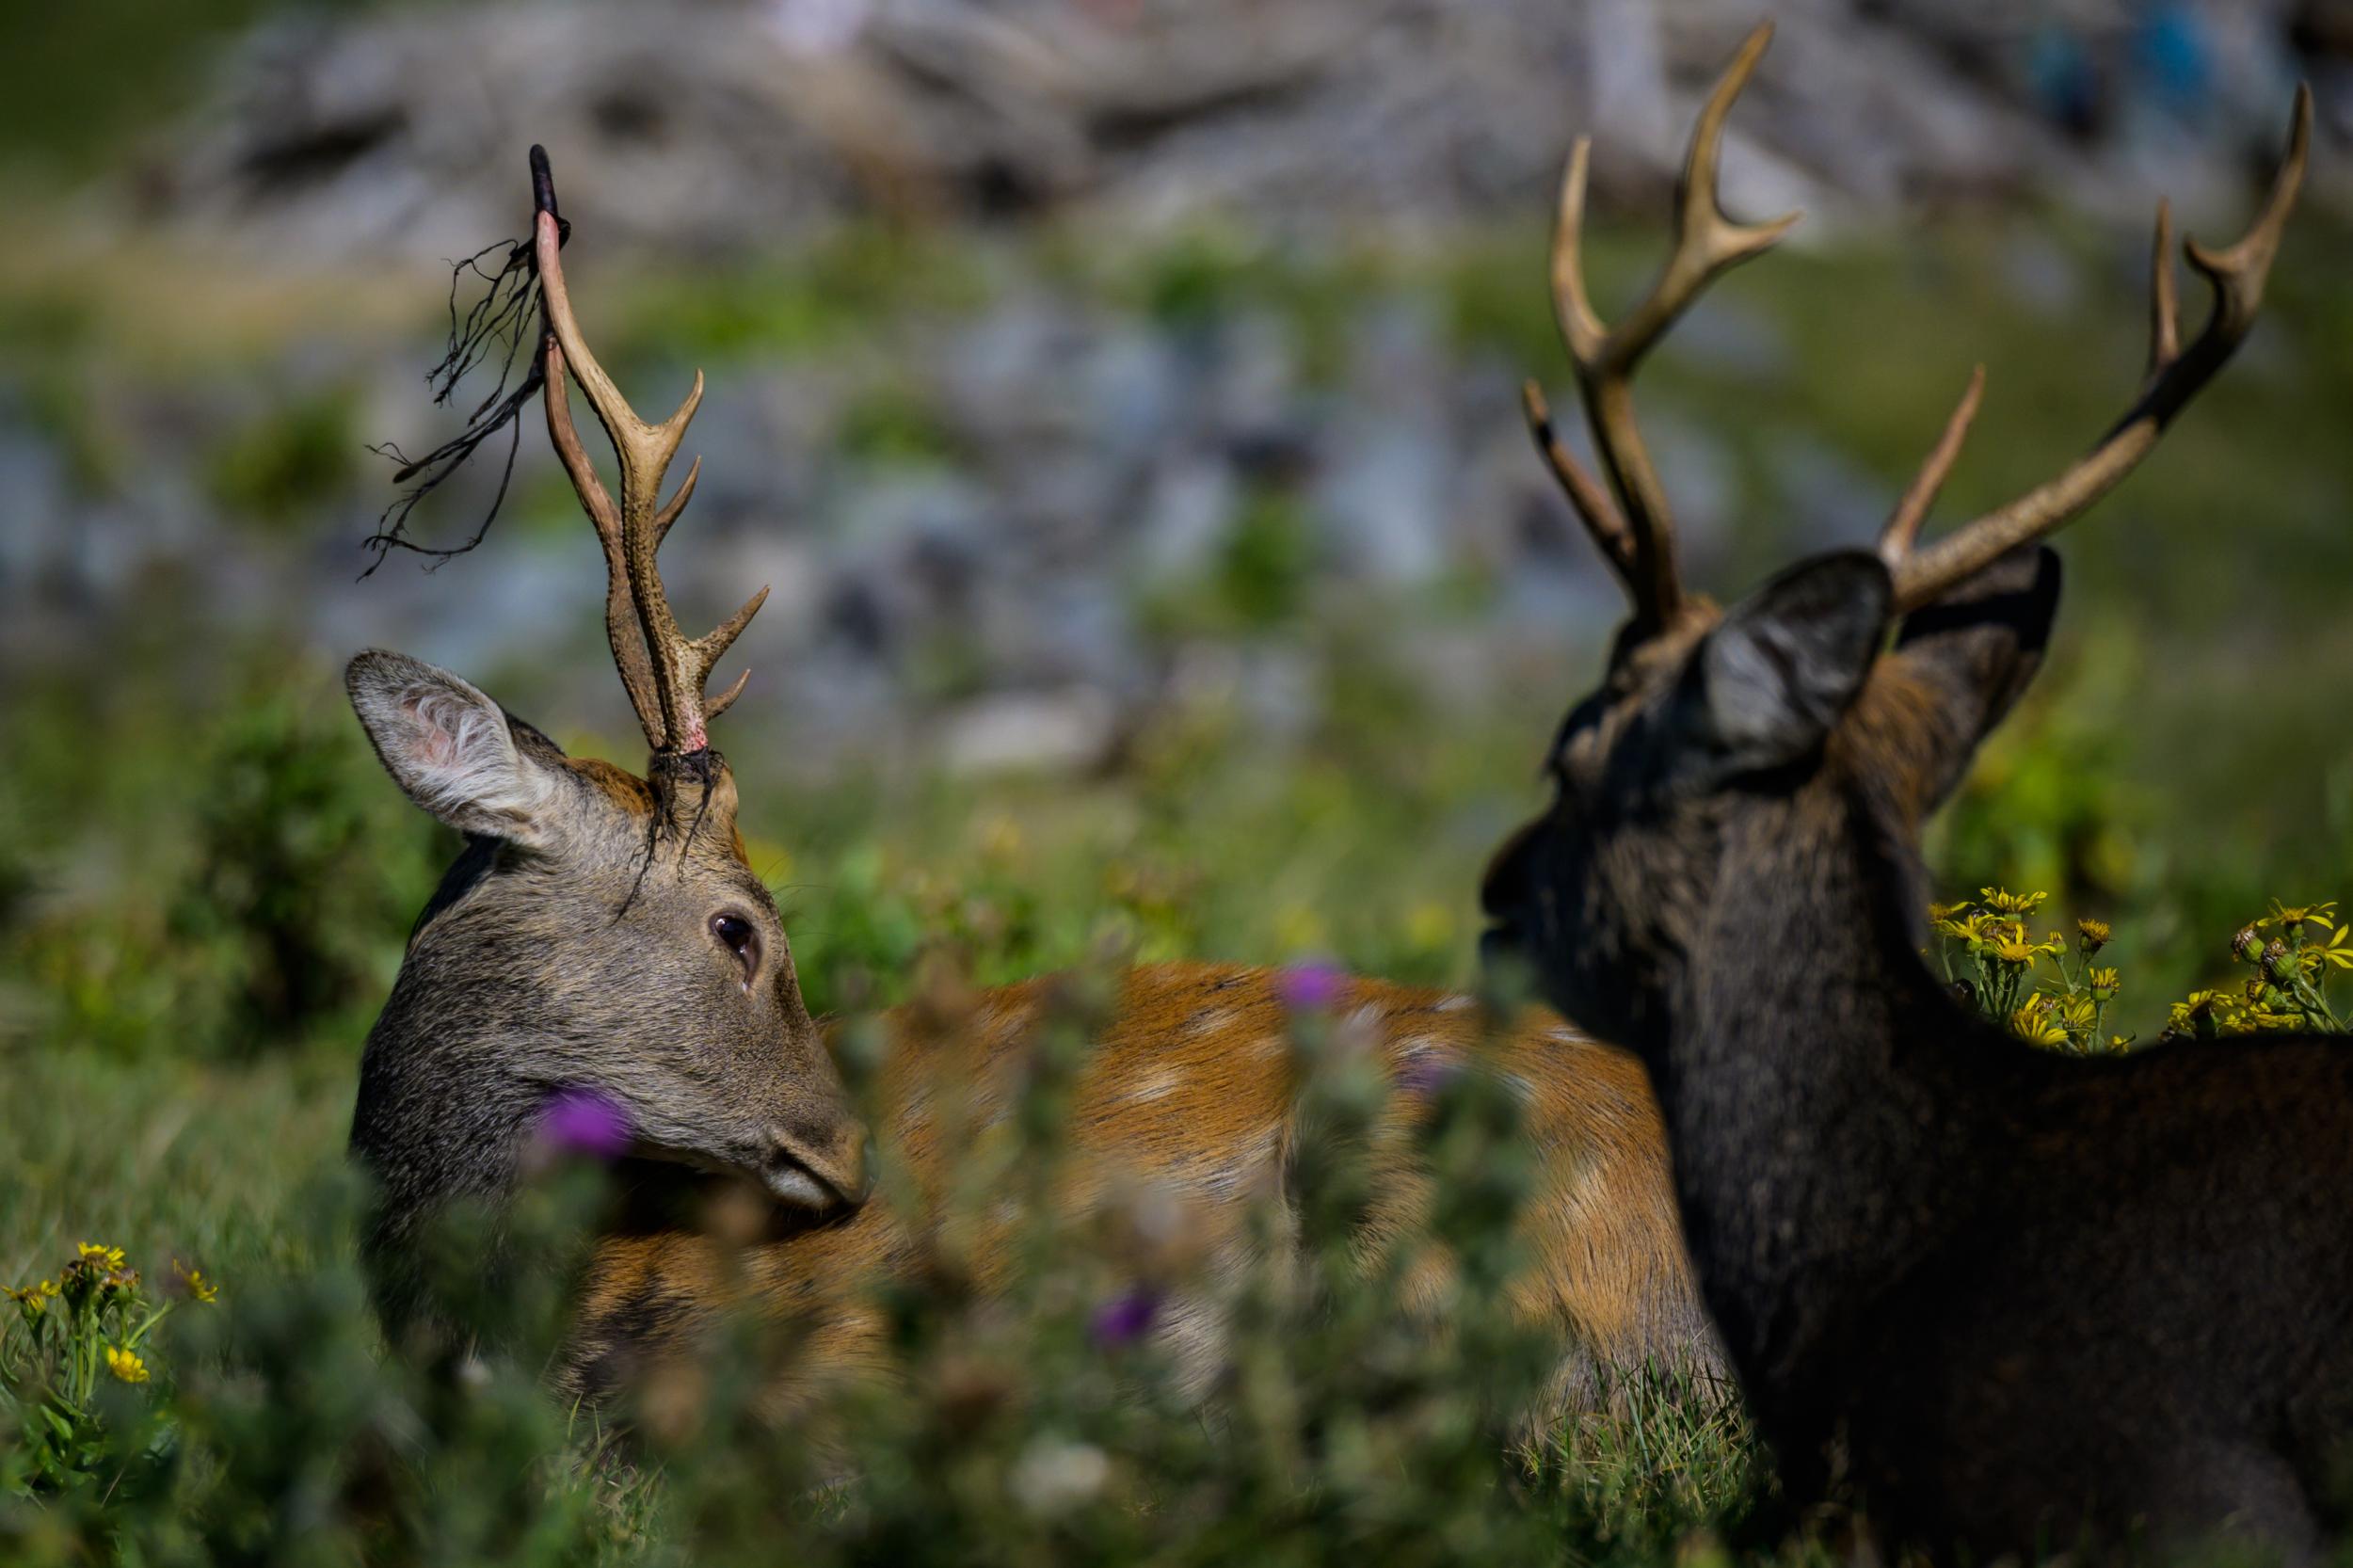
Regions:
[[346, 156, 872, 1334], [1481, 24, 2332, 1560], [352, 152, 1721, 1415]]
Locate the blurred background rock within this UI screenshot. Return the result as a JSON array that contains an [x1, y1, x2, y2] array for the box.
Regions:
[[4, 0, 2352, 1066]]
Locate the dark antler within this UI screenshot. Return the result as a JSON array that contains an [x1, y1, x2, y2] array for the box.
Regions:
[[1881, 87, 2310, 611], [1525, 21, 1801, 629]]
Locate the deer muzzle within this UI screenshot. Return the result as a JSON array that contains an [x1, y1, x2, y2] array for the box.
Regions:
[[762, 1120, 874, 1213]]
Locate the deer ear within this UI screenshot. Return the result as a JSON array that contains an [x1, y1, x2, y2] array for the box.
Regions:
[[1684, 551, 1893, 777], [1886, 545, 2062, 808], [345, 650, 564, 845]]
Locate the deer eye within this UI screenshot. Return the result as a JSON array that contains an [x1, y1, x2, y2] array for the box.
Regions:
[[711, 913, 760, 984]]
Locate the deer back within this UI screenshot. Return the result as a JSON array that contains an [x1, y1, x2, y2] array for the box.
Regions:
[[560, 962, 1716, 1445]]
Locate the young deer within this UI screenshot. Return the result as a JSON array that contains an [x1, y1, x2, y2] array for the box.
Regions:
[[1481, 23, 2332, 1560], [346, 160, 874, 1332], [350, 152, 1717, 1413]]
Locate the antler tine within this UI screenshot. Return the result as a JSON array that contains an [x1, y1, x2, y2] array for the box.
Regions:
[[1888, 84, 2310, 613], [1521, 378, 1641, 594], [531, 147, 766, 756], [1541, 21, 1802, 626], [1879, 365, 1985, 565], [2148, 199, 2180, 376], [542, 337, 668, 749]]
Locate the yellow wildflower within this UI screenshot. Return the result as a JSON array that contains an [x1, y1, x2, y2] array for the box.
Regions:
[[1405, 901, 1454, 952], [2302, 924, 2353, 974], [1932, 910, 1991, 944], [1273, 903, 1328, 955], [977, 815, 1023, 864], [1927, 901, 1973, 923], [1987, 925, 2062, 965], [2075, 919, 2111, 954], [2009, 1005, 2068, 1047], [2089, 967, 2121, 1000], [104, 1347, 149, 1385], [76, 1242, 126, 1271], [2168, 991, 2245, 1038], [2261, 900, 2337, 931], [2054, 995, 2097, 1033], [172, 1260, 219, 1304], [1979, 888, 2049, 916]]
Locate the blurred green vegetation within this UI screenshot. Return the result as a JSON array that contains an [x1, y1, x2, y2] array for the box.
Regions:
[[208, 389, 363, 532], [0, 0, 389, 178], [1, 1014, 1767, 1566]]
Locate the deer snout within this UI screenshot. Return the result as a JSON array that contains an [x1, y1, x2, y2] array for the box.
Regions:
[[761, 1117, 873, 1213]]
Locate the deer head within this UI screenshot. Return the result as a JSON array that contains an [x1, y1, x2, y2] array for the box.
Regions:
[[347, 151, 870, 1310], [1481, 24, 2309, 1056]]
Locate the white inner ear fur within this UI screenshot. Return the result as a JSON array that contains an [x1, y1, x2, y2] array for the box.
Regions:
[[348, 653, 564, 844], [396, 683, 553, 833]]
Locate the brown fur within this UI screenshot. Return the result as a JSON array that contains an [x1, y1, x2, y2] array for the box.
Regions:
[[562, 961, 1716, 1432], [345, 650, 869, 1336]]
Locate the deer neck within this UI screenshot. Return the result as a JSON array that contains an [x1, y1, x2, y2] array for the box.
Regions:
[[1656, 779, 1995, 1402], [349, 851, 556, 1314], [352, 998, 539, 1236]]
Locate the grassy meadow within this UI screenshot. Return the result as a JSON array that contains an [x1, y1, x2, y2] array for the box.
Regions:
[[6, 196, 2353, 1560]]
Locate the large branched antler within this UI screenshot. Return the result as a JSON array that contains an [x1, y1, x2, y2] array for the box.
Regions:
[[1880, 87, 2311, 610], [1524, 21, 1800, 630], [531, 146, 766, 756], [1524, 26, 2307, 630]]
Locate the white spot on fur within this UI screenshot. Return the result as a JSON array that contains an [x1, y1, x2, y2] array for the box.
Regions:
[[1187, 1007, 1238, 1041], [1128, 1066, 1183, 1103]]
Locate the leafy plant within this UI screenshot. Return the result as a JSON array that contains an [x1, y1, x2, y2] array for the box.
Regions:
[[1, 973, 1754, 1565], [1930, 887, 2127, 1053], [1932, 887, 2352, 1051], [1, 1241, 214, 1501], [2159, 901, 2350, 1041], [168, 671, 448, 1054]]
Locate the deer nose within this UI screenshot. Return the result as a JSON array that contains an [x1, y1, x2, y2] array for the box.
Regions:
[[765, 1120, 874, 1213]]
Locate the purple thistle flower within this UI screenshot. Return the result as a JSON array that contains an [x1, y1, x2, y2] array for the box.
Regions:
[[1400, 1050, 1463, 1101], [1275, 960, 1347, 1015], [1089, 1286, 1160, 1350], [537, 1086, 632, 1161]]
